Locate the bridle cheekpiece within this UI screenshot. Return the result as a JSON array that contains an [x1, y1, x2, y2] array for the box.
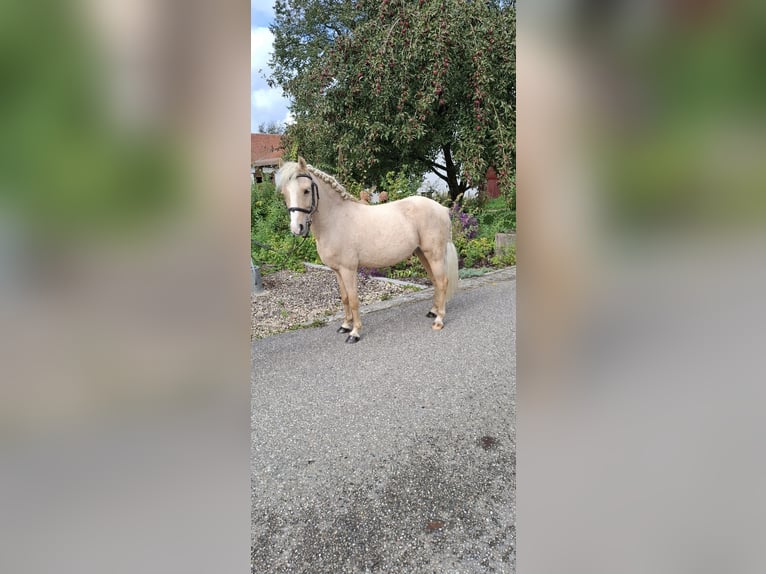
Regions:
[[287, 174, 319, 229]]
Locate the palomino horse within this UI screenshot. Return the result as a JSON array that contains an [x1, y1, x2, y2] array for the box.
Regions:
[[276, 157, 459, 343]]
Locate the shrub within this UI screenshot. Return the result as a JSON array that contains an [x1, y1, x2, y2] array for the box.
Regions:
[[490, 243, 516, 267], [380, 170, 420, 202], [251, 181, 283, 232], [461, 236, 494, 268], [466, 196, 516, 238], [450, 203, 486, 267], [450, 204, 479, 240], [359, 256, 429, 281], [389, 256, 427, 279], [343, 179, 367, 200]]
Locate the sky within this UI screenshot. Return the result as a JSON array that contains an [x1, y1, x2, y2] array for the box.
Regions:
[[251, 1, 292, 133]]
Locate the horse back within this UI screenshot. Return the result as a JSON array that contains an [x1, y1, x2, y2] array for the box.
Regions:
[[395, 195, 451, 232], [395, 194, 449, 217]]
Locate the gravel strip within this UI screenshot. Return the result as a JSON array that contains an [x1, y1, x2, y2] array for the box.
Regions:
[[251, 267, 425, 339]]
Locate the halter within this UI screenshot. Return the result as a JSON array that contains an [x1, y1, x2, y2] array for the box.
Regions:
[[287, 174, 319, 219]]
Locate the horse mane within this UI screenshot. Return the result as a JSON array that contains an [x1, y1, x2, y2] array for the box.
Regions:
[[306, 165, 361, 202], [276, 161, 360, 203]]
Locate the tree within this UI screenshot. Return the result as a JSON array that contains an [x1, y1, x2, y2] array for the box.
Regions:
[[270, 0, 515, 202], [257, 121, 286, 134]]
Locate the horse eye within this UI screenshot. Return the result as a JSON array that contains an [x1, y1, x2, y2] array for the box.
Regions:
[[304, 189, 310, 195]]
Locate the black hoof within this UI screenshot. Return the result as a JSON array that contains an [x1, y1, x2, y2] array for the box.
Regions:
[[337, 326, 351, 334], [345, 335, 360, 344], [426, 311, 437, 318]]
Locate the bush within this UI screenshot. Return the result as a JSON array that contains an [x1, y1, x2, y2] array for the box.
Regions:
[[359, 256, 429, 281], [490, 243, 516, 267], [251, 181, 283, 233], [389, 256, 427, 279], [450, 204, 479, 240], [379, 170, 421, 202], [451, 203, 494, 267], [461, 236, 495, 268], [467, 196, 516, 238]]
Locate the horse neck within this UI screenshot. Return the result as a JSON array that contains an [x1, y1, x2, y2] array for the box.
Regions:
[[310, 181, 345, 239]]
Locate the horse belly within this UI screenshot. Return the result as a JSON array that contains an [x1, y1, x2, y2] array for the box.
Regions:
[[357, 224, 418, 267], [358, 245, 416, 268]]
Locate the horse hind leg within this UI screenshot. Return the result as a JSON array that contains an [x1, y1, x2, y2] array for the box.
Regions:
[[420, 249, 448, 330], [415, 248, 438, 318]]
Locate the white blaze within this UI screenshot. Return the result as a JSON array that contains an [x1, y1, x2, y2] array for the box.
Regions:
[[288, 187, 304, 235]]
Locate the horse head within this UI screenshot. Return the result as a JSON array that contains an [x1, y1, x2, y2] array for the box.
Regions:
[[276, 157, 319, 237]]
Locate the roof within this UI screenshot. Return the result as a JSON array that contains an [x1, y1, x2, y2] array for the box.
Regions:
[[251, 133, 284, 166]]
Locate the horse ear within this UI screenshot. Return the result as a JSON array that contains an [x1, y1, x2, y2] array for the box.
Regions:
[[297, 156, 307, 170]]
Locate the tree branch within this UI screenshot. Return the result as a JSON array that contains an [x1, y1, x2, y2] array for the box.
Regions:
[[428, 169, 450, 183], [425, 160, 448, 175]]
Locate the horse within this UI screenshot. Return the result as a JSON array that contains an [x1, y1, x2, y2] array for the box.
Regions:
[[275, 157, 459, 343]]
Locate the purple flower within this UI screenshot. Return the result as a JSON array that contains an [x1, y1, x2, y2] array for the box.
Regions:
[[450, 205, 478, 239]]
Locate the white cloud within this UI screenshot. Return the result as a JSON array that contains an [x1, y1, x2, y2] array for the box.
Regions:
[[251, 88, 284, 110], [251, 27, 273, 73], [251, 26, 292, 132]]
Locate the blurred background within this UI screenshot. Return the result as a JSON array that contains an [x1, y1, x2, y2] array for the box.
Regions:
[[0, 1, 250, 572], [519, 0, 766, 572], [3, 0, 766, 572]]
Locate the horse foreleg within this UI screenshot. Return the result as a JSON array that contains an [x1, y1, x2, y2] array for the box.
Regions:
[[338, 267, 362, 343], [334, 270, 353, 334]]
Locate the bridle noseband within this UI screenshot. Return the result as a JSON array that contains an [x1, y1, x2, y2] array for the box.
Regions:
[[287, 174, 319, 220]]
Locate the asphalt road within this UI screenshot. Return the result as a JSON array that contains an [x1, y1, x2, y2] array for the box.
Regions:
[[251, 269, 516, 573]]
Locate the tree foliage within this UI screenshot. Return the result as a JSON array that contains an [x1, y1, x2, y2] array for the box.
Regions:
[[270, 0, 515, 201], [257, 121, 286, 134]]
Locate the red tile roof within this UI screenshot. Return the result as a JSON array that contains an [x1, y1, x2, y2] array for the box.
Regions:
[[251, 133, 284, 166]]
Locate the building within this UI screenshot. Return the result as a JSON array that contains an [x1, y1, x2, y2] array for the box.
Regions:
[[251, 133, 284, 183]]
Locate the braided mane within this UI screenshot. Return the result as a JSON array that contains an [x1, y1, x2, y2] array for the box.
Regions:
[[306, 165, 360, 202], [276, 161, 360, 203]]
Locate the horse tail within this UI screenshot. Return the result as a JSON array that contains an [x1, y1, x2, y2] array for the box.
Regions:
[[445, 240, 459, 302]]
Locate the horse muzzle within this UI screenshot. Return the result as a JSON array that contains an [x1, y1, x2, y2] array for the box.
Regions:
[[291, 221, 310, 236]]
